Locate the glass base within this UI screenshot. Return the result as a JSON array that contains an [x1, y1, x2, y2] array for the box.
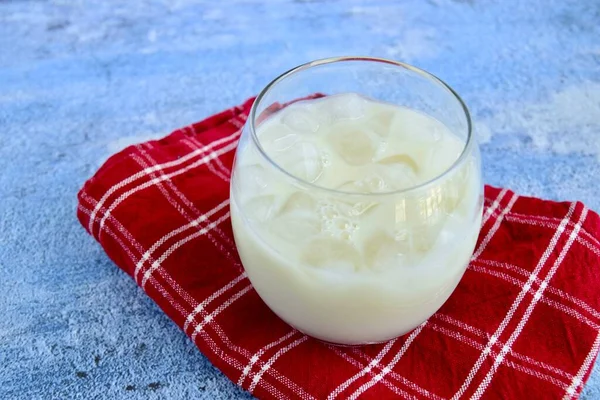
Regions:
[[291, 323, 415, 347]]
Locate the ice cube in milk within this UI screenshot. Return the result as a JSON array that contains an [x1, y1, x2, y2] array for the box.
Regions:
[[230, 93, 482, 344]]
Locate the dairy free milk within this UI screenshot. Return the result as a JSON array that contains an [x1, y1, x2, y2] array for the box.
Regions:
[[230, 93, 482, 344]]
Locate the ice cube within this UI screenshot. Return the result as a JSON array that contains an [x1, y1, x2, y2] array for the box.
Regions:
[[305, 99, 333, 126], [375, 139, 434, 181], [271, 133, 299, 152], [393, 187, 447, 217], [441, 165, 469, 214], [396, 195, 447, 253], [377, 155, 419, 191], [410, 223, 445, 253], [244, 195, 279, 222], [389, 109, 440, 143], [434, 213, 463, 248], [363, 231, 408, 272], [270, 214, 321, 243], [281, 107, 320, 133], [258, 123, 297, 153], [328, 123, 378, 166], [318, 197, 375, 218], [423, 136, 464, 178], [326, 93, 367, 120], [378, 154, 418, 173], [275, 141, 324, 183], [448, 162, 479, 218], [234, 164, 269, 197], [301, 238, 361, 273], [366, 108, 395, 137], [279, 191, 316, 216]]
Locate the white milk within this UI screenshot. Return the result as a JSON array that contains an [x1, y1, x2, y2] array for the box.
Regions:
[[230, 93, 482, 344]]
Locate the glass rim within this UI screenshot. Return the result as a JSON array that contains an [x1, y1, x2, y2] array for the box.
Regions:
[[248, 56, 474, 197]]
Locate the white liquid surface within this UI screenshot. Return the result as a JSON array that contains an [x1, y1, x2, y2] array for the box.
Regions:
[[231, 93, 482, 344]]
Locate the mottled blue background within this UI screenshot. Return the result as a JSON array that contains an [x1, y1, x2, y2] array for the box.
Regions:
[[1, 0, 599, 398]]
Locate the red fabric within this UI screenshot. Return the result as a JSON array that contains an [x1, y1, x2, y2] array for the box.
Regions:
[[77, 98, 600, 400]]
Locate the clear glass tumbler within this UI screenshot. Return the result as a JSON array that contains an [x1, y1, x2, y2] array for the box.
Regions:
[[230, 57, 483, 345]]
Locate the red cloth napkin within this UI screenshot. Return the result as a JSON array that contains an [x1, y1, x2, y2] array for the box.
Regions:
[[77, 98, 600, 400]]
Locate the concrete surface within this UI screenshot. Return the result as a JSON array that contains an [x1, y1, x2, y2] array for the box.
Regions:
[[1, 0, 599, 398]]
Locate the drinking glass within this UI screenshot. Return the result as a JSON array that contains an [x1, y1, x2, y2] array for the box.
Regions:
[[230, 56, 483, 345]]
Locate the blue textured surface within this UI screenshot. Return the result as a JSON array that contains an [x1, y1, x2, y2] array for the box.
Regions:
[[1, 0, 599, 398]]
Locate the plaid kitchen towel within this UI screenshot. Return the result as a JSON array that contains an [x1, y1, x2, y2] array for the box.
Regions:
[[77, 97, 600, 400]]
